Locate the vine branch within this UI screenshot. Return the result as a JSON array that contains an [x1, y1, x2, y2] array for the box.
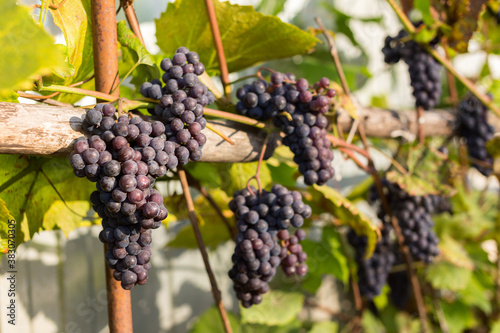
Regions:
[[178, 169, 233, 333], [315, 17, 351, 96], [204, 0, 231, 99], [246, 133, 270, 196]]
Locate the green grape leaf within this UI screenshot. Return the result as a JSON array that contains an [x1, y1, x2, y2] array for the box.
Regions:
[[361, 310, 385, 333], [155, 0, 319, 74], [386, 146, 456, 197], [0, 155, 95, 250], [438, 235, 474, 269], [45, 0, 93, 103], [309, 185, 378, 257], [189, 306, 241, 333], [413, 25, 439, 44], [346, 176, 374, 202], [434, 183, 496, 240], [425, 261, 472, 291], [267, 162, 298, 188], [414, 0, 433, 26], [256, 0, 286, 16], [43, 200, 93, 236], [241, 321, 302, 333], [184, 162, 224, 189], [0, 91, 19, 103], [309, 321, 339, 333], [240, 290, 304, 326], [117, 21, 160, 87], [186, 162, 271, 195], [0, 0, 66, 94], [0, 198, 15, 253], [301, 227, 349, 293], [227, 162, 272, 197], [492, 319, 500, 333], [440, 300, 476, 333], [49, 0, 93, 82], [166, 189, 234, 249], [459, 273, 492, 314]]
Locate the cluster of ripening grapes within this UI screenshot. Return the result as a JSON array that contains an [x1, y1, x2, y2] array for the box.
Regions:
[[382, 24, 442, 110], [70, 47, 215, 289], [140, 47, 212, 163], [71, 104, 169, 289], [458, 95, 495, 176], [348, 180, 450, 302], [348, 226, 395, 299], [228, 185, 311, 308], [235, 73, 335, 185]]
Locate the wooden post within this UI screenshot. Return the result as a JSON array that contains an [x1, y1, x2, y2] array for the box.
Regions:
[[90, 0, 133, 331]]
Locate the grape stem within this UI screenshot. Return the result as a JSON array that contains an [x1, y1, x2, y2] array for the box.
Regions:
[[206, 123, 235, 145], [256, 67, 277, 82], [432, 290, 450, 333], [204, 0, 231, 99], [198, 183, 238, 238], [38, 84, 115, 102], [32, 0, 68, 10], [184, 169, 237, 238], [339, 231, 363, 313], [246, 132, 270, 197], [494, 173, 500, 320], [18, 74, 95, 101], [204, 108, 267, 129], [386, 0, 500, 117], [178, 169, 234, 333], [417, 106, 425, 145], [315, 17, 351, 97], [443, 44, 459, 106], [326, 134, 371, 159], [121, 1, 145, 45]]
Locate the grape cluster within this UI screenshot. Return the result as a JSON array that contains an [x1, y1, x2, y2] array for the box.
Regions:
[[276, 229, 308, 276], [70, 104, 171, 289], [140, 46, 214, 164], [458, 95, 494, 176], [376, 182, 440, 263], [382, 27, 442, 110], [348, 226, 396, 299], [228, 184, 311, 308], [235, 72, 335, 186]]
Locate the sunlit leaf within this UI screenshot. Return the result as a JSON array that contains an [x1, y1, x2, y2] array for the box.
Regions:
[[309, 185, 378, 257], [386, 145, 456, 197], [240, 290, 304, 326], [256, 0, 286, 16], [0, 155, 95, 249], [425, 261, 472, 291], [117, 20, 160, 88], [301, 226, 349, 293], [156, 0, 318, 74], [190, 306, 241, 333], [0, 0, 66, 94]]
